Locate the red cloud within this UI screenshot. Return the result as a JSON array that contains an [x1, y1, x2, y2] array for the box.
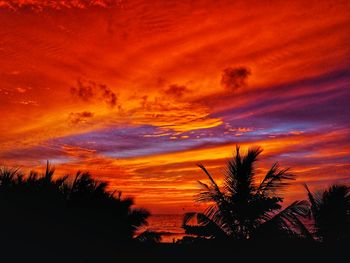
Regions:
[[221, 67, 251, 91]]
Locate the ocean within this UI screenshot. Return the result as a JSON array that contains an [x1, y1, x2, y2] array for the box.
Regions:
[[140, 214, 185, 243], [141, 214, 315, 243]]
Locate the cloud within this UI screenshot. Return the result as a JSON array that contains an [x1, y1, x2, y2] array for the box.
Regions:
[[16, 87, 29, 93], [163, 84, 189, 98], [221, 67, 251, 91], [0, 0, 113, 10], [19, 100, 39, 106], [71, 79, 118, 108], [68, 111, 94, 125], [71, 80, 95, 102], [99, 84, 117, 107], [61, 145, 96, 159], [1, 0, 349, 213]]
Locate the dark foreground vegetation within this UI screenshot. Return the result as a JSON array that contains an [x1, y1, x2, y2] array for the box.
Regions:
[[0, 163, 160, 261], [182, 146, 350, 243], [0, 146, 349, 262]]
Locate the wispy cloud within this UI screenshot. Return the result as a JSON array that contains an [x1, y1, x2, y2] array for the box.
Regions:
[[0, 0, 349, 213], [0, 0, 114, 10]]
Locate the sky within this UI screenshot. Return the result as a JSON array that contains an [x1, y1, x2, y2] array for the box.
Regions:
[[0, 0, 349, 213]]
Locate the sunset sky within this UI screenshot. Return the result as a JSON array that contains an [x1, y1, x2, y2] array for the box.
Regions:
[[0, 0, 349, 213]]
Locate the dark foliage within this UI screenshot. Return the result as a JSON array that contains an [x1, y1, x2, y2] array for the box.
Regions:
[[305, 184, 350, 242], [0, 162, 159, 255], [182, 146, 310, 241]]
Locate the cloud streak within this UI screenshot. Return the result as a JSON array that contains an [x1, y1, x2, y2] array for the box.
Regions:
[[0, 0, 349, 213], [0, 0, 114, 10]]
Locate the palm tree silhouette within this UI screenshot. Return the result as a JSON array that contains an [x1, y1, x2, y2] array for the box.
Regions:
[[0, 162, 159, 249], [182, 146, 310, 241], [304, 184, 350, 242]]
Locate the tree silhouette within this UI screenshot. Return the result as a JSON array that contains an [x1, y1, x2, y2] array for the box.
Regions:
[[0, 162, 160, 251], [305, 184, 350, 243], [182, 146, 310, 241]]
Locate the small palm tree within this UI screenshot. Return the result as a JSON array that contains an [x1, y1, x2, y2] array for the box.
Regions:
[[304, 184, 350, 242], [183, 146, 310, 241]]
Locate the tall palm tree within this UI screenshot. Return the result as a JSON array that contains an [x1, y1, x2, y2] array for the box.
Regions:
[[183, 146, 310, 241], [304, 184, 350, 242]]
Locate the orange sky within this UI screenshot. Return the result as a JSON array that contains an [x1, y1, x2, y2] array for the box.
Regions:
[[0, 0, 349, 213]]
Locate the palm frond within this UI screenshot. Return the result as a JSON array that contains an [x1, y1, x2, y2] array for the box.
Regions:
[[182, 212, 197, 226], [257, 163, 294, 195], [128, 208, 150, 229], [204, 205, 235, 236], [225, 146, 262, 199], [304, 183, 319, 218], [266, 200, 311, 237], [135, 230, 161, 243], [196, 164, 232, 216], [0, 167, 21, 186], [310, 184, 350, 242], [197, 164, 223, 197], [243, 146, 263, 169], [43, 161, 55, 183], [182, 212, 227, 238], [197, 180, 210, 190]]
